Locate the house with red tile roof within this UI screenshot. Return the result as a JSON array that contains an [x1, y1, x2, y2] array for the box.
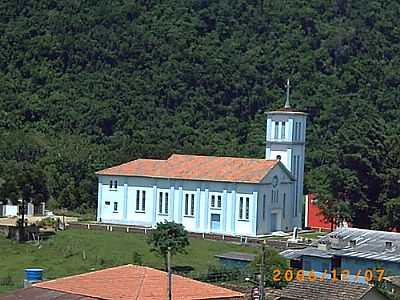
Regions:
[[95, 100, 307, 236], [0, 265, 244, 300]]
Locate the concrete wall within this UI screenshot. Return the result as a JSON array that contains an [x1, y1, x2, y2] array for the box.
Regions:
[[2, 205, 18, 217]]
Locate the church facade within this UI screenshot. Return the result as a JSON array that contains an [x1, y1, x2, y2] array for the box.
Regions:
[[96, 100, 307, 237]]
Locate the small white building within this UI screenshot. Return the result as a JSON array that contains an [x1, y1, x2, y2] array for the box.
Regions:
[[96, 98, 307, 237]]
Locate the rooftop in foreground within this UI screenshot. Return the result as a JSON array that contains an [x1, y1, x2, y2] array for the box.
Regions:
[[264, 278, 387, 300], [0, 265, 244, 300], [281, 227, 400, 263]]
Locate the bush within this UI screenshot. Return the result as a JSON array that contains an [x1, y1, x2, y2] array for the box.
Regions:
[[37, 218, 58, 228], [132, 251, 143, 265]]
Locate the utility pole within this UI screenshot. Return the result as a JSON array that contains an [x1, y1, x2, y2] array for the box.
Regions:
[[167, 247, 172, 300], [259, 240, 266, 300], [19, 197, 26, 242]]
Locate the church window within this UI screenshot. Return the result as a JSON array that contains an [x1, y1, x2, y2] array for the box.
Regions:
[[142, 191, 146, 211], [283, 193, 286, 218], [274, 122, 279, 139], [184, 193, 195, 217], [105, 201, 110, 206], [113, 202, 118, 212], [238, 196, 250, 220], [136, 190, 140, 211], [263, 195, 266, 220], [281, 122, 286, 139], [298, 122, 302, 140], [245, 197, 250, 220], [159, 192, 163, 214], [210, 194, 222, 209], [165, 193, 169, 214], [190, 194, 195, 216], [158, 192, 169, 214], [109, 180, 118, 190], [185, 194, 189, 215], [135, 190, 146, 212], [239, 197, 244, 219]]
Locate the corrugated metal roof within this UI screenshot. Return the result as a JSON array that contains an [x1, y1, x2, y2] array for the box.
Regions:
[[215, 252, 256, 262], [281, 228, 400, 263], [264, 278, 374, 300]]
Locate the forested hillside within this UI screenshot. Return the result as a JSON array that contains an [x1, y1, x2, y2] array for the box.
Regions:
[[0, 0, 399, 229]]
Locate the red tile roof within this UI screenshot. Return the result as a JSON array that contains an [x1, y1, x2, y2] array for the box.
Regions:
[[96, 154, 279, 183], [34, 265, 244, 300]]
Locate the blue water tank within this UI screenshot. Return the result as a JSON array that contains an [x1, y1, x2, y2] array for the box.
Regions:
[[24, 268, 44, 282]]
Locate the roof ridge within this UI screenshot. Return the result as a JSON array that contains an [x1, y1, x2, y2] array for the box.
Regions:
[[34, 264, 134, 287], [169, 153, 278, 161]]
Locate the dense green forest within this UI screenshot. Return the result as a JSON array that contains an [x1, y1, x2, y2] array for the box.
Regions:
[[0, 0, 399, 229]]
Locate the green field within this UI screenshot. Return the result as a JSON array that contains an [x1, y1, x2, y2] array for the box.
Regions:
[[0, 229, 257, 294]]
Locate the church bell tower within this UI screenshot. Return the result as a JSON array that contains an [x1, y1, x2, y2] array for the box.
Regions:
[[265, 80, 307, 228]]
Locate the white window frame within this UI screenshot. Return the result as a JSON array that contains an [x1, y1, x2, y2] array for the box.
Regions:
[[281, 122, 286, 139], [135, 189, 146, 213], [109, 180, 118, 191], [210, 193, 222, 209], [158, 191, 169, 215], [184, 193, 195, 217], [274, 121, 279, 139], [238, 196, 250, 221]]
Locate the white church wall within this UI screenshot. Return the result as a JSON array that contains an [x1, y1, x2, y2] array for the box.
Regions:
[[99, 176, 125, 222], [97, 175, 261, 236], [257, 166, 294, 235]]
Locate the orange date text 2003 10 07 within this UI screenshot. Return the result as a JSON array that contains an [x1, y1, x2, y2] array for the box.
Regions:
[[272, 268, 385, 283]]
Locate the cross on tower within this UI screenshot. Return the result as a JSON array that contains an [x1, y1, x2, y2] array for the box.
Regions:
[[284, 79, 291, 109]]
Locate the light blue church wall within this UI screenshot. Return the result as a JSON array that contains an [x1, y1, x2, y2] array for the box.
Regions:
[[97, 162, 296, 236], [98, 175, 261, 236]]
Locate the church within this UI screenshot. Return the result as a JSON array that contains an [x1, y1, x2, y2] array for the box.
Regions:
[[96, 91, 307, 237]]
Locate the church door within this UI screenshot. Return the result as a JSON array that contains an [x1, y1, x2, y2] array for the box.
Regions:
[[271, 213, 278, 232], [210, 214, 220, 232]]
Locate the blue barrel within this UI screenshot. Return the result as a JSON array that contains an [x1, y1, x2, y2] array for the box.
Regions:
[[24, 268, 44, 282]]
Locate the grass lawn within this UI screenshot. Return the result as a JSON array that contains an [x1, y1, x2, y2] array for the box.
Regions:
[[0, 228, 257, 294]]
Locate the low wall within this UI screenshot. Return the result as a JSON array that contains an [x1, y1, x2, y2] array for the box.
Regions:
[[66, 222, 307, 251]]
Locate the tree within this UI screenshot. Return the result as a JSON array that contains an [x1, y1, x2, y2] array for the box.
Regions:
[[307, 165, 352, 231], [15, 164, 49, 241], [147, 221, 189, 271]]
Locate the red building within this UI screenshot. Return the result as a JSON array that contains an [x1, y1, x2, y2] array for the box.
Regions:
[[304, 193, 351, 231]]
